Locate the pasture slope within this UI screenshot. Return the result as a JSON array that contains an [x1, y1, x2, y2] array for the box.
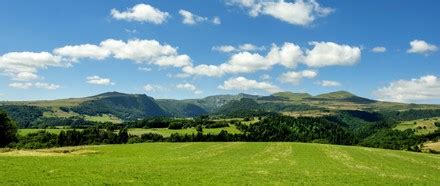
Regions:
[[1, 142, 440, 185]]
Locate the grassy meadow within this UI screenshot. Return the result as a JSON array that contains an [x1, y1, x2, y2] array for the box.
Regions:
[[395, 117, 440, 135], [18, 125, 241, 137], [1, 142, 440, 185]]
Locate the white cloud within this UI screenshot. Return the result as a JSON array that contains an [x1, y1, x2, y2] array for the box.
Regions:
[[221, 51, 271, 73], [178, 9, 221, 26], [371, 46, 386, 53], [9, 82, 33, 89], [53, 44, 111, 60], [179, 9, 208, 25], [212, 43, 264, 53], [176, 83, 203, 94], [185, 42, 305, 77], [279, 70, 317, 85], [188, 42, 303, 77], [266, 42, 303, 68], [34, 82, 61, 90], [374, 75, 440, 103], [55, 39, 192, 68], [9, 82, 60, 90], [218, 76, 282, 93], [227, 0, 334, 26], [86, 75, 114, 86], [212, 45, 236, 53], [0, 52, 67, 81], [100, 39, 192, 67], [111, 3, 170, 24], [304, 41, 361, 67], [407, 40, 438, 55], [238, 43, 265, 52], [143, 84, 165, 92], [212, 17, 221, 25], [182, 65, 224, 77], [138, 67, 152, 72], [317, 80, 341, 87]]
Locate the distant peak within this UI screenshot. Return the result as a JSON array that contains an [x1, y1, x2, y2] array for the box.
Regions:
[[315, 91, 356, 99], [272, 91, 312, 99], [91, 91, 148, 98]]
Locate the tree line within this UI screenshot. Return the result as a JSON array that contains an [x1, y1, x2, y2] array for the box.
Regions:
[[2, 110, 440, 152]]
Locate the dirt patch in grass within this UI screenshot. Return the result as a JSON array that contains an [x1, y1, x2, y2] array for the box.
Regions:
[[0, 147, 99, 157]]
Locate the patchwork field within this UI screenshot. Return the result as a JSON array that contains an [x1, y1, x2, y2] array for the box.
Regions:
[[18, 126, 241, 137], [1, 142, 440, 185], [395, 117, 440, 135]]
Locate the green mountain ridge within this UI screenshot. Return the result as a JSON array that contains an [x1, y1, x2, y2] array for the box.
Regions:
[[2, 91, 440, 126]]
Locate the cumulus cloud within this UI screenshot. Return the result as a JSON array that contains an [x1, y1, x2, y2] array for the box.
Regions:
[[143, 84, 165, 92], [238, 43, 265, 52], [371, 46, 386, 53], [179, 9, 221, 25], [407, 40, 438, 55], [212, 43, 264, 53], [179, 9, 207, 25], [86, 75, 114, 85], [218, 76, 282, 93], [317, 80, 341, 87], [374, 75, 440, 103], [53, 44, 111, 60], [227, 0, 334, 26], [186, 42, 304, 77], [182, 65, 224, 77], [212, 17, 221, 25], [304, 41, 361, 67], [176, 83, 203, 94], [9, 82, 60, 90], [186, 41, 358, 77], [212, 45, 236, 53], [279, 70, 317, 84], [111, 3, 170, 24], [0, 52, 67, 81], [54, 39, 192, 68]]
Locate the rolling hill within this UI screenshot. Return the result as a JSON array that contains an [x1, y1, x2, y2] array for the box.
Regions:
[[2, 91, 440, 126]]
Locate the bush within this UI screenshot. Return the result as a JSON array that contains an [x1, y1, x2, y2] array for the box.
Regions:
[[141, 133, 164, 142], [205, 122, 229, 128], [168, 122, 183, 130]]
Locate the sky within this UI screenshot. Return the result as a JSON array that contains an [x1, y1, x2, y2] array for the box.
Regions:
[[0, 0, 439, 103]]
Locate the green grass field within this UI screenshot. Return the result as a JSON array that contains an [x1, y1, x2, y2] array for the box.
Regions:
[[395, 117, 440, 135], [1, 142, 440, 185]]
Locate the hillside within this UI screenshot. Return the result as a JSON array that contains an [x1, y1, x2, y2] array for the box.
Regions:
[[2, 91, 440, 127], [156, 99, 208, 117], [1, 142, 439, 184], [69, 92, 169, 120]]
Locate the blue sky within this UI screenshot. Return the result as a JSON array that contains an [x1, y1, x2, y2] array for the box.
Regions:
[[0, 0, 439, 103]]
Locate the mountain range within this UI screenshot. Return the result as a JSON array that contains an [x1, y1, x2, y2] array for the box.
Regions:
[[2, 91, 440, 123]]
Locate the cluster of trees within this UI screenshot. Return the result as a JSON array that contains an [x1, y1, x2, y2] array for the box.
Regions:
[[382, 109, 440, 121], [237, 116, 356, 145], [0, 112, 17, 147], [0, 105, 45, 128], [124, 116, 231, 130], [11, 128, 130, 149]]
